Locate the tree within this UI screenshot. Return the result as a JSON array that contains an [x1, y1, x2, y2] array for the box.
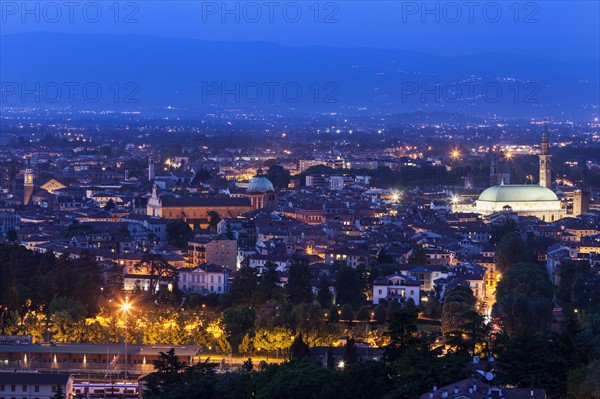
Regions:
[[373, 304, 386, 324], [494, 332, 570, 395], [557, 261, 589, 306], [493, 293, 553, 337], [145, 348, 187, 396], [408, 244, 426, 264], [104, 199, 116, 211], [335, 266, 361, 306], [287, 261, 313, 304], [6, 229, 17, 241], [340, 304, 353, 322], [166, 220, 193, 249], [328, 305, 339, 323], [257, 261, 281, 303], [342, 336, 358, 365], [292, 303, 328, 346], [207, 211, 221, 232], [356, 307, 370, 321], [383, 306, 420, 361], [421, 291, 441, 319], [316, 275, 332, 308], [571, 267, 600, 312], [495, 232, 530, 273], [225, 222, 235, 239], [253, 326, 294, 356], [239, 333, 255, 355], [290, 334, 310, 361], [242, 358, 253, 372], [343, 361, 392, 399], [251, 360, 342, 399], [223, 306, 256, 353], [134, 254, 175, 295], [377, 247, 394, 264], [53, 385, 65, 399], [567, 360, 600, 399], [492, 263, 554, 336], [461, 310, 488, 357], [441, 285, 475, 336], [386, 300, 401, 321], [490, 219, 517, 244], [229, 264, 258, 306], [266, 164, 291, 189], [326, 346, 335, 369]]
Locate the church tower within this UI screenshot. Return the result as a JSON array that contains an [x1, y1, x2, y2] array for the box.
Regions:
[[23, 160, 34, 206], [490, 150, 498, 186], [148, 157, 155, 181], [539, 124, 552, 189]]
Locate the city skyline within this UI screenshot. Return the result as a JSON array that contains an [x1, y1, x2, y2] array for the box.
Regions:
[[0, 2, 599, 399]]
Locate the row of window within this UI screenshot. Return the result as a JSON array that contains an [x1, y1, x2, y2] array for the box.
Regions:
[[1, 397, 44, 399], [0, 385, 42, 392], [181, 274, 223, 283], [181, 285, 223, 293]]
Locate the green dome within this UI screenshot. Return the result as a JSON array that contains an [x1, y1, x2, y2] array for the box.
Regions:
[[478, 185, 558, 202], [248, 176, 274, 192]]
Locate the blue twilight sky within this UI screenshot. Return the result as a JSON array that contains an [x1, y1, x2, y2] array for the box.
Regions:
[[0, 1, 598, 60]]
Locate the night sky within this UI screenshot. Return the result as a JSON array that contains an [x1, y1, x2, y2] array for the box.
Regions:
[[1, 1, 598, 60]]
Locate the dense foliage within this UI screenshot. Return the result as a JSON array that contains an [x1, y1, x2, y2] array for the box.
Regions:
[[2, 243, 600, 399]]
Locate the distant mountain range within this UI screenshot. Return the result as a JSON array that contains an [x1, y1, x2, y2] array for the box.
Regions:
[[1, 32, 598, 119]]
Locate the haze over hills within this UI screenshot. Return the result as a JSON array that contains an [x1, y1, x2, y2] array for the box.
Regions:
[[1, 32, 598, 120]]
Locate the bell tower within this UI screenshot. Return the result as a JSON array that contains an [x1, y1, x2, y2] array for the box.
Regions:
[[23, 160, 34, 206], [148, 157, 155, 181], [539, 123, 552, 189]]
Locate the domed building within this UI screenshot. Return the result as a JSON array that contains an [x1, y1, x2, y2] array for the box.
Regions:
[[453, 126, 566, 221], [247, 169, 278, 210], [467, 181, 564, 221]]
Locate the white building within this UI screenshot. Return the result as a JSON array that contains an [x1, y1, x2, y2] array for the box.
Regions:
[[177, 263, 229, 294], [0, 371, 74, 399], [453, 183, 565, 222], [372, 273, 421, 305], [452, 128, 567, 222]]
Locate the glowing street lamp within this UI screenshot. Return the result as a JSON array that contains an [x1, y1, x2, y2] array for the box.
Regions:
[[121, 298, 132, 379], [451, 149, 460, 160]]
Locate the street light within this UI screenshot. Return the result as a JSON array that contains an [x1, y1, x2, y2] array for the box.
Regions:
[[121, 298, 132, 380], [451, 149, 460, 160]]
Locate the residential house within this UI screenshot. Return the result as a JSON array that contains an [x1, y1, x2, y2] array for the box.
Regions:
[[372, 273, 421, 305]]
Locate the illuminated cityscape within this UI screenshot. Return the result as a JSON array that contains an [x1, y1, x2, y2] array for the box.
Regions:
[[0, 2, 599, 399]]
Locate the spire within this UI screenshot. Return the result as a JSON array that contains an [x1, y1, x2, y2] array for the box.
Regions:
[[542, 121, 549, 139]]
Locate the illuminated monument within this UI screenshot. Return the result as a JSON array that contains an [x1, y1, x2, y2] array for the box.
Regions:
[[453, 125, 565, 222]]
